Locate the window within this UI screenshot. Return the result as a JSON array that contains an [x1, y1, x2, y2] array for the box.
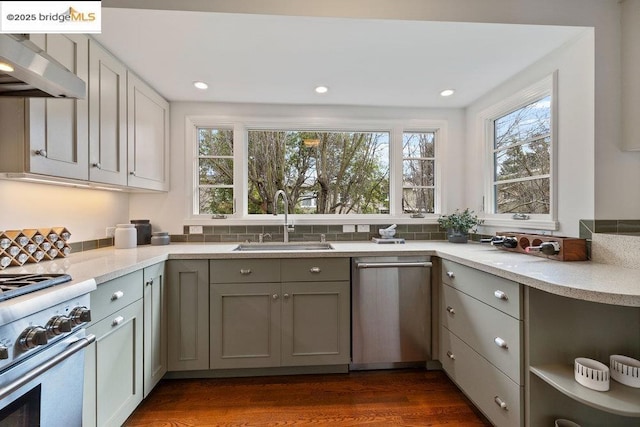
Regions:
[[491, 96, 551, 214], [247, 130, 389, 215], [402, 131, 436, 214], [197, 128, 234, 215]]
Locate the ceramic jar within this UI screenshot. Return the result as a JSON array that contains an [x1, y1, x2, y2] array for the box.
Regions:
[[115, 224, 137, 249]]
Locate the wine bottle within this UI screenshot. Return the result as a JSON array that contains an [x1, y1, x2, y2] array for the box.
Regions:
[[526, 241, 560, 255]]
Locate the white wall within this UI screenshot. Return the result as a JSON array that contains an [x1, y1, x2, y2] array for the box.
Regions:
[[129, 103, 466, 233], [465, 30, 595, 238], [0, 180, 130, 242]]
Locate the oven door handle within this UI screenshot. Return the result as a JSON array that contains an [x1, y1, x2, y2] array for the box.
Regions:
[[0, 334, 96, 401]]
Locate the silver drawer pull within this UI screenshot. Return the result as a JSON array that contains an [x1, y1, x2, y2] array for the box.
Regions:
[[272, 294, 279, 300], [111, 316, 124, 327], [494, 290, 508, 300], [283, 293, 290, 299], [240, 269, 252, 275], [494, 396, 508, 410], [446, 306, 455, 315], [494, 337, 508, 349], [309, 267, 321, 273], [446, 351, 455, 360], [145, 279, 154, 287], [111, 290, 124, 301], [446, 271, 455, 278]]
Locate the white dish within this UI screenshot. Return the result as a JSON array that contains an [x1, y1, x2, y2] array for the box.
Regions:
[[610, 354, 640, 388], [378, 228, 396, 238], [574, 357, 610, 391]]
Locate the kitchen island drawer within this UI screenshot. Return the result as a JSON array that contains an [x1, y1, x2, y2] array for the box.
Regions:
[[210, 259, 280, 283], [441, 259, 522, 318], [91, 270, 143, 322], [281, 258, 349, 282], [440, 326, 523, 427], [441, 283, 522, 384]]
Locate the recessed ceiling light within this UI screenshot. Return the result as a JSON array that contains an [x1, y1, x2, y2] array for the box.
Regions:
[[440, 89, 455, 97], [315, 86, 329, 94], [0, 62, 14, 72], [193, 81, 208, 90]]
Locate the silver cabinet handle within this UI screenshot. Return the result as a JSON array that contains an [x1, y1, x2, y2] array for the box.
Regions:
[[446, 271, 455, 278], [494, 290, 508, 300], [145, 279, 153, 287], [494, 337, 508, 349], [283, 293, 290, 299], [446, 306, 455, 315], [240, 269, 252, 275], [272, 294, 279, 300], [111, 290, 124, 300], [112, 316, 124, 326], [309, 267, 321, 273], [34, 149, 47, 157], [446, 351, 455, 360], [92, 162, 102, 169], [494, 396, 508, 410], [129, 170, 136, 176]]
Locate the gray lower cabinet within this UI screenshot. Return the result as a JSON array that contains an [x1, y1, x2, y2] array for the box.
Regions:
[[210, 258, 350, 370], [439, 259, 523, 427], [167, 260, 209, 371], [83, 271, 144, 427], [143, 262, 167, 396]]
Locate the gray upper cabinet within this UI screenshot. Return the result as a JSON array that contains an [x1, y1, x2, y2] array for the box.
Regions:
[[622, 0, 640, 151], [126, 71, 170, 191], [88, 40, 127, 185], [0, 34, 89, 181]]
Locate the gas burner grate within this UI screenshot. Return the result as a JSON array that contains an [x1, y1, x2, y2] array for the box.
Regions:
[[0, 273, 72, 301]]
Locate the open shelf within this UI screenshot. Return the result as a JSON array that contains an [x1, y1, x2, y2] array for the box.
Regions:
[[530, 364, 640, 417]]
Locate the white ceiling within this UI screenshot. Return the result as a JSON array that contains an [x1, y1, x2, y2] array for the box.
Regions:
[[95, 8, 586, 108]]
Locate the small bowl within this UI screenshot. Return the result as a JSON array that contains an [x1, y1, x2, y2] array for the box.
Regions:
[[610, 355, 640, 388], [574, 357, 610, 391], [378, 228, 396, 239]]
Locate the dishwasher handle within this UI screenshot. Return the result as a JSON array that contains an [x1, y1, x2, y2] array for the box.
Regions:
[[356, 261, 432, 269]]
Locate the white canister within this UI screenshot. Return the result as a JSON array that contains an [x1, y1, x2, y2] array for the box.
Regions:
[[114, 224, 137, 249]]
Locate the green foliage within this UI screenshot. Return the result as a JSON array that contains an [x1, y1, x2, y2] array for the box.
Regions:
[[437, 208, 481, 233]]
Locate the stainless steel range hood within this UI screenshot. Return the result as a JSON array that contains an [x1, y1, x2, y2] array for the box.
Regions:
[[0, 34, 85, 98]]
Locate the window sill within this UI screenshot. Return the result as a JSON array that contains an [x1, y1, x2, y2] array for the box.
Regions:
[[479, 217, 559, 231], [185, 215, 441, 227]]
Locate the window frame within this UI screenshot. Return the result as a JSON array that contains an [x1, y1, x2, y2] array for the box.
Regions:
[[480, 72, 558, 230], [186, 116, 446, 224]]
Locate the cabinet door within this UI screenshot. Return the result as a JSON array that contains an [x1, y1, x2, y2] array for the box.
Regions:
[[281, 281, 350, 366], [88, 40, 127, 185], [28, 34, 89, 180], [127, 71, 170, 190], [85, 299, 144, 427], [210, 282, 281, 369], [143, 262, 167, 397], [167, 260, 209, 371]]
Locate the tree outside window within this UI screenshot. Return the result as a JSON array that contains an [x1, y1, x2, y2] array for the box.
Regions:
[[197, 128, 234, 215], [402, 131, 436, 214], [247, 130, 389, 215]]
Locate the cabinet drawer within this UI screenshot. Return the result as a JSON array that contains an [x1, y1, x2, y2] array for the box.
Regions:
[[441, 283, 522, 384], [210, 259, 280, 283], [440, 326, 522, 427], [441, 259, 521, 318], [281, 258, 349, 282], [91, 270, 143, 322]]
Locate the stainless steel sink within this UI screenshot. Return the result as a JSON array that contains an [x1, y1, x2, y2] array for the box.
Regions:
[[232, 242, 334, 251]]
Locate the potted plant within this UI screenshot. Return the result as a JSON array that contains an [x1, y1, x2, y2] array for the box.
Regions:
[[437, 208, 482, 243]]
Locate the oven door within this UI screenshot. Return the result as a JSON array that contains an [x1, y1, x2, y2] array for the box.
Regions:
[[0, 330, 95, 427]]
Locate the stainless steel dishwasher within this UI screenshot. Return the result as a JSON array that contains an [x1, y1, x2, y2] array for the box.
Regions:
[[351, 256, 432, 370]]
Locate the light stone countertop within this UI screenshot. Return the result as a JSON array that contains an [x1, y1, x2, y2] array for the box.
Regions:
[[5, 241, 640, 307]]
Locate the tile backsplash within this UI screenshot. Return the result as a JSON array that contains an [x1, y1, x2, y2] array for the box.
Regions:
[[579, 219, 640, 240]]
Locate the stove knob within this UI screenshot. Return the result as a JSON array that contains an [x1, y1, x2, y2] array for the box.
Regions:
[[0, 345, 8, 360], [18, 326, 48, 350], [70, 306, 92, 325], [46, 315, 73, 335]]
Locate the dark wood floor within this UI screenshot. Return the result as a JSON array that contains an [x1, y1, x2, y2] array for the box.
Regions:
[[125, 369, 492, 426]]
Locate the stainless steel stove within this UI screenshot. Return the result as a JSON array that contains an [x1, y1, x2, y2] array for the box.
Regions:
[[0, 273, 96, 426]]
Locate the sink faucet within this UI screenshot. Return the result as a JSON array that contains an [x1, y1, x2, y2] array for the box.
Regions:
[[274, 189, 294, 243]]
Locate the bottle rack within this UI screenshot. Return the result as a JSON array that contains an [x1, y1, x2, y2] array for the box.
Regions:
[[0, 227, 71, 269], [493, 232, 588, 261]]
